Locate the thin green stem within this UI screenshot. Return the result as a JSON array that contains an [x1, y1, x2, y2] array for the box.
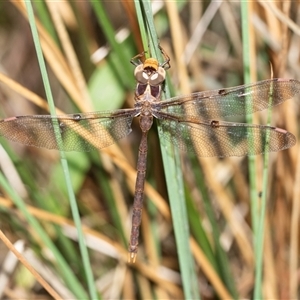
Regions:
[[241, 0, 258, 236], [25, 2, 98, 299]]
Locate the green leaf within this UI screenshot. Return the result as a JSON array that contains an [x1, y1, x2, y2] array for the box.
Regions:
[[89, 61, 125, 111]]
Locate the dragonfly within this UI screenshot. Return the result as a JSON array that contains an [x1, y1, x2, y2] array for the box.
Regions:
[[0, 47, 298, 262]]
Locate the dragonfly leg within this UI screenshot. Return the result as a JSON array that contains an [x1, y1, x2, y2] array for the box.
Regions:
[[158, 44, 171, 70], [130, 51, 148, 67], [131, 45, 171, 70]]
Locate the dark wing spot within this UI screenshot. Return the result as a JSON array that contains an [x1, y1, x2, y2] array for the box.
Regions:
[[73, 114, 82, 121], [218, 89, 226, 95], [210, 120, 220, 128], [59, 122, 65, 133]]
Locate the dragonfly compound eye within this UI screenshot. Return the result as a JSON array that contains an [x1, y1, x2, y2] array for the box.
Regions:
[[149, 67, 166, 85], [134, 64, 148, 84]]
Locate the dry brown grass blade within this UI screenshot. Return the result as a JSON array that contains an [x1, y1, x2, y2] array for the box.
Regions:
[[132, 261, 183, 298], [165, 1, 190, 94], [190, 237, 232, 299], [0, 72, 61, 114], [259, 1, 300, 36], [199, 158, 254, 266], [10, 1, 82, 107], [0, 196, 124, 257], [0, 230, 63, 300], [289, 147, 300, 298], [263, 218, 278, 299], [45, 1, 94, 112]]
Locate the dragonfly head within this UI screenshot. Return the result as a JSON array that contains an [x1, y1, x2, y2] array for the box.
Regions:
[[134, 57, 166, 87]]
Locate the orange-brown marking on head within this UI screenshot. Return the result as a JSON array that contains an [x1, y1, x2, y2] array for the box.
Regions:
[[143, 58, 159, 70]]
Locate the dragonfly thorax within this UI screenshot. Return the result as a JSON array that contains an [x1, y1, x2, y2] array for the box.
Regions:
[[135, 81, 162, 100]]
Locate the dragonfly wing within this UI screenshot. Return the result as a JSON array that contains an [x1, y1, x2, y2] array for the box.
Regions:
[[0, 110, 136, 151], [158, 119, 296, 157], [158, 79, 300, 119]]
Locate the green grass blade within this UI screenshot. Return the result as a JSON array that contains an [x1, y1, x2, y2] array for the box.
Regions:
[[240, 4, 260, 297], [241, 2, 270, 298], [254, 77, 274, 298], [241, 0, 258, 236], [25, 2, 98, 299]]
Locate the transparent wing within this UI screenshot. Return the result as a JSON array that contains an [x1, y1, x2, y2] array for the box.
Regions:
[[157, 79, 300, 119], [158, 119, 296, 157], [0, 109, 137, 151]]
